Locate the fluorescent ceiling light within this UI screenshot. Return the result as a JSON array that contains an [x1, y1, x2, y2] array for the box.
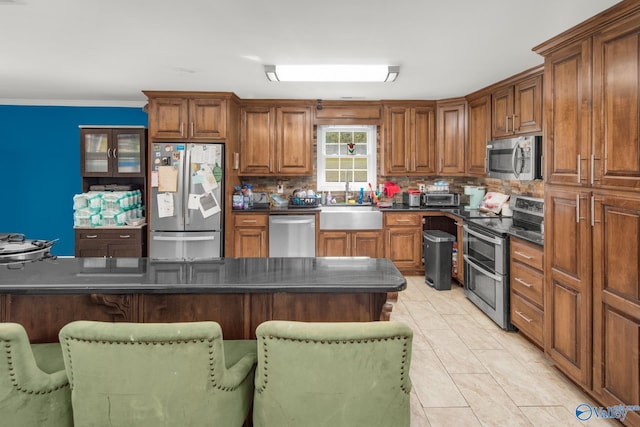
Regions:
[[264, 65, 399, 82]]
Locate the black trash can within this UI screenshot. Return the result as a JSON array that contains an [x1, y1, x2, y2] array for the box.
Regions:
[[423, 230, 456, 290]]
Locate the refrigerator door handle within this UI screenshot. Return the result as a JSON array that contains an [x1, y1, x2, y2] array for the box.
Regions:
[[184, 147, 191, 227], [152, 235, 216, 242]]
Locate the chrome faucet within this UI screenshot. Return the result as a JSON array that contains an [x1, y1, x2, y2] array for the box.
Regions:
[[344, 171, 350, 202]]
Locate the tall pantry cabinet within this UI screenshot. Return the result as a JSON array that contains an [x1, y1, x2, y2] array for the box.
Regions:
[[535, 3, 640, 425]]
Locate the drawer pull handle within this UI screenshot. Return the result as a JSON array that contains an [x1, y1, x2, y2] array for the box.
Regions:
[[86, 235, 98, 239], [515, 310, 534, 323], [242, 220, 258, 223], [119, 235, 131, 239], [396, 219, 411, 223], [514, 251, 532, 260], [515, 277, 533, 288]]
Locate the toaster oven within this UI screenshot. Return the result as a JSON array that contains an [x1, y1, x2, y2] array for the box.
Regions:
[[421, 193, 459, 207]]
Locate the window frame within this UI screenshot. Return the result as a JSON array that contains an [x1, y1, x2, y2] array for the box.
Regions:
[[316, 125, 377, 193]]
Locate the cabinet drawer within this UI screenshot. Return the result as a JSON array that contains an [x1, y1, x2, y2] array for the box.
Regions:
[[510, 238, 543, 270], [384, 213, 421, 227], [510, 293, 544, 347], [510, 261, 544, 307], [233, 214, 268, 227], [76, 229, 140, 241]]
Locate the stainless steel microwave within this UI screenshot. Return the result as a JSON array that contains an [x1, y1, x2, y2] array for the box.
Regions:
[[486, 136, 542, 181]]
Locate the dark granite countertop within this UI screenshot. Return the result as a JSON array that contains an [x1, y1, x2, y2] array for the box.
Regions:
[[0, 257, 406, 295]]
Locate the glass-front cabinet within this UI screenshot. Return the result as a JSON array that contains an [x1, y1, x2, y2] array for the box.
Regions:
[[80, 127, 146, 177]]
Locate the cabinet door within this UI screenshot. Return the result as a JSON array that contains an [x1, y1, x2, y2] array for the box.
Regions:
[[383, 107, 411, 174], [593, 14, 640, 190], [148, 98, 189, 139], [592, 192, 640, 421], [233, 228, 268, 257], [188, 98, 227, 139], [466, 94, 491, 176], [80, 129, 111, 177], [514, 75, 542, 134], [113, 129, 145, 177], [240, 105, 275, 175], [413, 107, 437, 174], [491, 86, 514, 138], [544, 187, 592, 388], [385, 227, 422, 271], [436, 100, 466, 175], [317, 231, 350, 257], [544, 40, 592, 185], [108, 244, 141, 258], [352, 231, 383, 258], [276, 106, 312, 175]]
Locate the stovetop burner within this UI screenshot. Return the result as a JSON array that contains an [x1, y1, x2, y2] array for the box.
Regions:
[[466, 195, 544, 243]]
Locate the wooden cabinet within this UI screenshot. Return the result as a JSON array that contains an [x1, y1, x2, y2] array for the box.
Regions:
[[544, 187, 593, 388], [384, 212, 422, 274], [591, 191, 640, 426], [314, 101, 382, 124], [491, 73, 542, 139], [232, 213, 268, 257], [543, 40, 592, 186], [80, 128, 146, 178], [75, 227, 146, 257], [510, 237, 544, 347], [239, 101, 313, 176], [593, 13, 640, 190], [146, 96, 227, 140], [317, 231, 382, 258], [465, 93, 491, 176], [436, 99, 466, 175], [382, 102, 436, 175]]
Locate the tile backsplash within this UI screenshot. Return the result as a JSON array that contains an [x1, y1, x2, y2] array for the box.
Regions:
[[240, 175, 544, 205]]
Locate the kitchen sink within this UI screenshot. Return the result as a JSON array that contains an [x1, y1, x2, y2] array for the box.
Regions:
[[319, 204, 382, 230]]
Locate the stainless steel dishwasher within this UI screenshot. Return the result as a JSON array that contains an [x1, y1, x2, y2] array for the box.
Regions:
[[268, 215, 316, 257]]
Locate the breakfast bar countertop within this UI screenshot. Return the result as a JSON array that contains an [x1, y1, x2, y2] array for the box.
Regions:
[[0, 257, 407, 295]]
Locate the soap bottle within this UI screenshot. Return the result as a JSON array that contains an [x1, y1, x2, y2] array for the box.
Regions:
[[327, 191, 332, 204], [358, 188, 364, 204]]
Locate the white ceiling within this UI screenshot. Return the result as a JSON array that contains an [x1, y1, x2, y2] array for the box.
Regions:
[[0, 0, 620, 107]]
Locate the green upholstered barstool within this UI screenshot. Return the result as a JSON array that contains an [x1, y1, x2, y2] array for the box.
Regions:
[[0, 322, 72, 426], [59, 321, 257, 427], [253, 320, 413, 427]]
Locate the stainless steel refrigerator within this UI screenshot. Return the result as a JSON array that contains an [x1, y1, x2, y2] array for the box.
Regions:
[[149, 143, 224, 260]]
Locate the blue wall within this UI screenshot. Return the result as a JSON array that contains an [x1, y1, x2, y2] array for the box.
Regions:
[[0, 105, 148, 256]]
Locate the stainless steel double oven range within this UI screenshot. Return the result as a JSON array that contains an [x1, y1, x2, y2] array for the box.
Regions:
[[462, 196, 544, 329]]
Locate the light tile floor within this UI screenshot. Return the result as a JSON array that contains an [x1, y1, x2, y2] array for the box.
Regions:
[[394, 276, 618, 427]]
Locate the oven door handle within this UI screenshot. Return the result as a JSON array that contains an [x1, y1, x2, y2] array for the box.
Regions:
[[463, 225, 504, 245], [463, 254, 504, 282]]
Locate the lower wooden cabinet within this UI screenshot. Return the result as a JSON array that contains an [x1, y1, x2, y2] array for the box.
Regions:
[[592, 191, 640, 426], [384, 212, 423, 274], [510, 237, 544, 347], [233, 213, 268, 257], [75, 227, 146, 257], [317, 231, 382, 258]]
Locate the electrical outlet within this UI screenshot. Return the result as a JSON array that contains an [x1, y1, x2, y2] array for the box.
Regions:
[[276, 184, 284, 194], [418, 183, 426, 192]]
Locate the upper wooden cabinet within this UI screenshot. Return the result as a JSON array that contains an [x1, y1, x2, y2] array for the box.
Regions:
[[80, 128, 146, 178], [541, 40, 592, 186], [239, 101, 313, 176], [436, 99, 466, 175], [593, 12, 640, 190], [382, 102, 436, 176], [539, 10, 640, 191], [143, 91, 238, 141], [491, 72, 542, 139], [314, 101, 382, 125], [465, 93, 491, 176]]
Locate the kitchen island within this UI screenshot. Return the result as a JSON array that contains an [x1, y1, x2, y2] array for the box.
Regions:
[[0, 257, 405, 343]]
